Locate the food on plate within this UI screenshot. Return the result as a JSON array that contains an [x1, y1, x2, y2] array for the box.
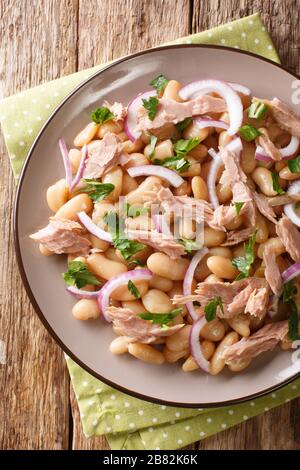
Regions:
[[30, 74, 300, 374]]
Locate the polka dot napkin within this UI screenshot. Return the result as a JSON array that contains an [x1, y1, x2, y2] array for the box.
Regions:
[[1, 13, 299, 450]]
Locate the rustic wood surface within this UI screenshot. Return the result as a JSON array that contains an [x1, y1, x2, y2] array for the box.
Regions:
[[0, 0, 299, 450]]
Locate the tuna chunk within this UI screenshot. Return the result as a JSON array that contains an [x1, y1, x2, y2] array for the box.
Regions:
[[253, 192, 277, 224], [126, 229, 186, 259], [263, 245, 282, 296], [222, 227, 253, 246], [103, 101, 127, 121], [136, 95, 226, 133], [107, 307, 184, 343], [257, 97, 300, 137], [173, 278, 270, 319], [30, 218, 91, 255], [83, 132, 124, 179], [256, 130, 282, 161], [221, 321, 288, 362], [276, 215, 300, 262]]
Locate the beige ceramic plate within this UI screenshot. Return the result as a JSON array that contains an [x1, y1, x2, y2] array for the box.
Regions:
[[14, 45, 300, 407]]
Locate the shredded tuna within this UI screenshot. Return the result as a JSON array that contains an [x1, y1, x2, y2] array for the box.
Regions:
[[30, 217, 91, 255], [276, 215, 300, 262], [221, 321, 289, 362], [256, 130, 282, 161], [107, 307, 184, 343], [263, 245, 283, 296], [136, 95, 227, 133], [222, 227, 253, 246], [103, 101, 127, 121], [173, 278, 270, 319], [253, 192, 277, 224], [83, 132, 125, 179], [257, 97, 300, 138], [126, 229, 186, 259]]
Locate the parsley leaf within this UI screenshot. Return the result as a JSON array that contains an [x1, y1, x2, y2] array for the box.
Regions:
[[91, 106, 114, 124], [176, 118, 192, 132], [80, 180, 114, 202], [179, 238, 202, 253], [153, 155, 190, 173], [272, 172, 285, 195], [142, 96, 159, 121], [127, 280, 141, 299], [139, 307, 183, 326], [282, 280, 297, 304], [232, 231, 257, 279], [238, 124, 262, 142], [204, 297, 224, 322], [234, 202, 245, 215], [149, 135, 158, 159], [288, 301, 300, 341], [174, 138, 200, 157], [149, 74, 169, 96], [123, 203, 149, 218], [62, 261, 101, 289], [104, 211, 145, 260], [248, 101, 268, 120], [287, 155, 300, 174]]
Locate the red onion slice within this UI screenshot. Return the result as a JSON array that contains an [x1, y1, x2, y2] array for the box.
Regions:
[[189, 315, 210, 373], [282, 263, 300, 283], [194, 117, 229, 131], [98, 269, 153, 321], [284, 180, 300, 227], [124, 90, 156, 142], [67, 285, 100, 299], [255, 135, 300, 162], [58, 138, 72, 189], [183, 247, 209, 321], [127, 165, 184, 188], [70, 144, 88, 191], [178, 79, 243, 136], [153, 214, 172, 237], [77, 211, 113, 242]]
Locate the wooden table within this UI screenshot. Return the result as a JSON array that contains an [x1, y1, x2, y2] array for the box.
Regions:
[[1, 0, 300, 450]]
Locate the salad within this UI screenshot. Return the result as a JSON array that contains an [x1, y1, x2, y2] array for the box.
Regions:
[[30, 75, 300, 375]]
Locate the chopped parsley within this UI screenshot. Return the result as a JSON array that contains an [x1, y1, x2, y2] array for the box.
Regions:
[[62, 261, 101, 289], [287, 155, 300, 174], [139, 307, 183, 327], [80, 179, 115, 202], [234, 202, 245, 216], [204, 297, 224, 322], [149, 74, 169, 96], [91, 106, 114, 124], [153, 155, 190, 173], [282, 280, 300, 341], [248, 101, 268, 120], [231, 231, 257, 280], [176, 117, 192, 132], [148, 135, 158, 159], [179, 238, 202, 253], [142, 96, 159, 121], [174, 137, 200, 157], [272, 172, 285, 195], [123, 203, 149, 218], [127, 280, 141, 299], [238, 124, 262, 142]]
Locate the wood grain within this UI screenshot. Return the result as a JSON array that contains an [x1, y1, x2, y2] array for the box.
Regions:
[[0, 0, 300, 450]]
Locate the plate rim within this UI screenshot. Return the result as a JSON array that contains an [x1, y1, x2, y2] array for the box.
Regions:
[[13, 43, 300, 408]]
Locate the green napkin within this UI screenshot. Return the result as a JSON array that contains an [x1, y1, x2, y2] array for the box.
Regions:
[[1, 12, 298, 450]]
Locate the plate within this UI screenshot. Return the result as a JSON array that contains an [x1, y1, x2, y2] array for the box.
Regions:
[[14, 45, 300, 407]]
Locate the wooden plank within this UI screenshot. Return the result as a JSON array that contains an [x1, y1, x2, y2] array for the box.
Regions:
[[0, 0, 78, 450], [72, 0, 191, 449], [192, 0, 300, 450]]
